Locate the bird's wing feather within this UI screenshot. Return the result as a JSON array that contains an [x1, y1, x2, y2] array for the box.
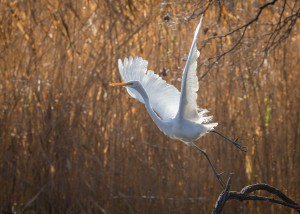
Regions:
[[118, 56, 181, 120], [177, 15, 204, 121]]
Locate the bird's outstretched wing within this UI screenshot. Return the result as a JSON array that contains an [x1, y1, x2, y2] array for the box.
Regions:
[[118, 57, 180, 120], [176, 15, 215, 125]]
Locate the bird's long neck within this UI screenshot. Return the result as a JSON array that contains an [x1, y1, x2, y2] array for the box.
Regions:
[[135, 84, 165, 131]]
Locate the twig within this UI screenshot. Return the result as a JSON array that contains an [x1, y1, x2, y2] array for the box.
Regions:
[[204, 0, 278, 42]]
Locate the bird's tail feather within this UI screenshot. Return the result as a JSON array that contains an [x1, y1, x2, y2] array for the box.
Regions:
[[204, 122, 218, 131]]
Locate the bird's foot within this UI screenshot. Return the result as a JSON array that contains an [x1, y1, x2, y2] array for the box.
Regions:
[[210, 130, 247, 153]]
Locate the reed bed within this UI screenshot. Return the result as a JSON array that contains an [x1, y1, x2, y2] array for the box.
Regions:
[[0, 0, 299, 213]]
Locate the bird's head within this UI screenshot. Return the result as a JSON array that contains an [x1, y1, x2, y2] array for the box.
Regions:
[[110, 80, 140, 88], [111, 80, 147, 102]]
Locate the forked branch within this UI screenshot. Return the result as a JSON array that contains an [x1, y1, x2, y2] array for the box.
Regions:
[[212, 175, 300, 213]]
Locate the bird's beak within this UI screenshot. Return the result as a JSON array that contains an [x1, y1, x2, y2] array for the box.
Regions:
[[110, 82, 132, 87]]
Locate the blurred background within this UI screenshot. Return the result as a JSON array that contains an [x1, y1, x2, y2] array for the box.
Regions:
[[0, 0, 299, 213]]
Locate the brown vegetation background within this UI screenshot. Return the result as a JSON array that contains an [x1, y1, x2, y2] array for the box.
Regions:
[[0, 0, 299, 213]]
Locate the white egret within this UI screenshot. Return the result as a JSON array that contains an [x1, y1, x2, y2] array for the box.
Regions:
[[111, 15, 246, 187]]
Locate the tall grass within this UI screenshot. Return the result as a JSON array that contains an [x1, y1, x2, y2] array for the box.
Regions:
[[0, 0, 299, 213]]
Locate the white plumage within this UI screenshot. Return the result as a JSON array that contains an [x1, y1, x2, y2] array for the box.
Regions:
[[118, 57, 181, 120], [112, 15, 246, 188], [117, 16, 217, 132]]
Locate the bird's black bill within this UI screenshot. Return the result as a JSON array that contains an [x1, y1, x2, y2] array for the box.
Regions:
[[190, 143, 226, 189], [210, 130, 247, 152]]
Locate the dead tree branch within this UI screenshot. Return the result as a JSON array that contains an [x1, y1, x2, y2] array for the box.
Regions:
[[212, 175, 300, 213]]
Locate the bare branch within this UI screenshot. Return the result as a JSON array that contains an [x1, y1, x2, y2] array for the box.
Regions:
[[212, 176, 300, 213], [197, 0, 280, 78], [265, 2, 300, 51], [204, 0, 278, 42]]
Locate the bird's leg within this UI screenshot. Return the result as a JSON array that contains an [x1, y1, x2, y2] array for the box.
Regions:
[[210, 130, 247, 152], [190, 143, 226, 188]]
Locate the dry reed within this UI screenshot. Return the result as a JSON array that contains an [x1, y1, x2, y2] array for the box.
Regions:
[[0, 0, 299, 213]]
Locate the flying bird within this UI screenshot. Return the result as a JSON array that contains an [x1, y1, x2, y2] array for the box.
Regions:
[[111, 15, 246, 187]]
